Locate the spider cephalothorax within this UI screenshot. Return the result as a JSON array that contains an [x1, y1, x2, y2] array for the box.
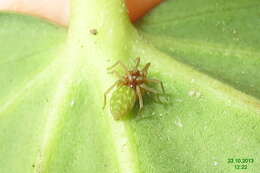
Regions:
[[103, 57, 165, 120], [124, 69, 147, 88]]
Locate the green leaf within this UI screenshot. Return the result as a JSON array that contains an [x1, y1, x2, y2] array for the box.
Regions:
[[0, 0, 259, 173], [137, 0, 260, 99]]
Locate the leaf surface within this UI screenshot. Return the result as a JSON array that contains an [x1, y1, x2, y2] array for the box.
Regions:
[[0, 0, 259, 173]]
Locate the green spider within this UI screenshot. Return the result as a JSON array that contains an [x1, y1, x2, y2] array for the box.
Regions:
[[103, 57, 165, 120]]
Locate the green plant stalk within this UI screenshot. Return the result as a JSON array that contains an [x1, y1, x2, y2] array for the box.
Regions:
[[57, 0, 141, 172]]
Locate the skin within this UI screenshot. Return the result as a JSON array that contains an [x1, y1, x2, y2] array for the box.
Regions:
[[0, 0, 164, 25], [125, 0, 164, 21]]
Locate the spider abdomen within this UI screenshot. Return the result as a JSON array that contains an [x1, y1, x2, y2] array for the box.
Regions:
[[110, 86, 136, 120]]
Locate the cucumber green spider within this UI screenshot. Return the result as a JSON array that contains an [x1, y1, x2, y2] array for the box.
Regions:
[[103, 57, 165, 120]]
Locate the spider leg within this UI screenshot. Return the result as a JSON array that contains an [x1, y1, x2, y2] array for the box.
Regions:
[[103, 81, 119, 109], [136, 86, 143, 109], [141, 84, 163, 103], [142, 62, 151, 75], [140, 84, 159, 94], [108, 70, 122, 78], [145, 79, 165, 93], [107, 60, 128, 73], [134, 57, 140, 70]]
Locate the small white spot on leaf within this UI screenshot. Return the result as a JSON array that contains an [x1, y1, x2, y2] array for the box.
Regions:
[[213, 161, 218, 166], [188, 90, 196, 97], [70, 100, 75, 106], [175, 117, 183, 127], [188, 90, 201, 98]]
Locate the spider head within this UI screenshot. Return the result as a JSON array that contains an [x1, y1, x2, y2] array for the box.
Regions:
[[124, 69, 146, 89]]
